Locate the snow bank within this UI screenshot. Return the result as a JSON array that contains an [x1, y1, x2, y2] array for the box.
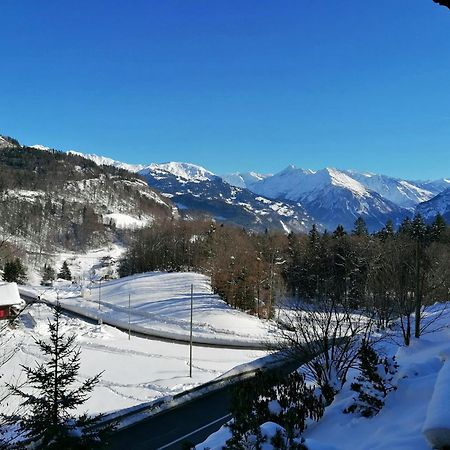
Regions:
[[422, 354, 450, 449]]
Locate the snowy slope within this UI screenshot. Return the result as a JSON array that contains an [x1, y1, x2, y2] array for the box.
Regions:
[[22, 272, 276, 347], [248, 166, 407, 231], [138, 166, 315, 233], [0, 135, 18, 149], [68, 150, 145, 173], [0, 303, 266, 417], [416, 178, 450, 196], [221, 172, 270, 189], [345, 170, 435, 209], [141, 162, 216, 183], [196, 303, 450, 450], [417, 188, 450, 222]]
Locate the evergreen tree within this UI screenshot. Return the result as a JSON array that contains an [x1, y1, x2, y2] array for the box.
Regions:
[[377, 219, 394, 241], [398, 216, 412, 235], [41, 263, 56, 286], [344, 340, 397, 418], [8, 303, 112, 449], [58, 261, 72, 280], [225, 371, 323, 449], [352, 217, 369, 237], [332, 224, 346, 238], [430, 213, 446, 241], [2, 258, 27, 284]]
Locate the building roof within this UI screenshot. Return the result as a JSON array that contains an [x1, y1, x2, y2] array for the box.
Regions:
[[0, 282, 22, 306]]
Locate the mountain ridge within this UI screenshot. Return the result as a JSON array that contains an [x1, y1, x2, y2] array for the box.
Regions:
[[5, 136, 449, 232]]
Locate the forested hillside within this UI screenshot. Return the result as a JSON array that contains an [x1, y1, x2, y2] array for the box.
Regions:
[[0, 139, 174, 256]]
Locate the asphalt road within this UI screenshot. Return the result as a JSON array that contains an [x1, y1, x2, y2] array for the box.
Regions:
[[107, 356, 306, 450]]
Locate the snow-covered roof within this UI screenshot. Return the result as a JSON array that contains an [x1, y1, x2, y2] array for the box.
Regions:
[[0, 282, 22, 306]]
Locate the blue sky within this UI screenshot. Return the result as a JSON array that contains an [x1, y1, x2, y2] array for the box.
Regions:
[[1, 0, 449, 179]]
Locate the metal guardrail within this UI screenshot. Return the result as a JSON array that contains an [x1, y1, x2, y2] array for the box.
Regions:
[[97, 350, 292, 431]]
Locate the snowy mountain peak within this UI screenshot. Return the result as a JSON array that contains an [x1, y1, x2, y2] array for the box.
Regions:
[[0, 135, 19, 149], [68, 151, 145, 173], [323, 167, 369, 197], [221, 171, 270, 189], [30, 144, 51, 151], [142, 162, 216, 182]]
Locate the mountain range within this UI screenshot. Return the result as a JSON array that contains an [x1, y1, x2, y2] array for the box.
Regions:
[[2, 134, 449, 234], [67, 149, 448, 232]]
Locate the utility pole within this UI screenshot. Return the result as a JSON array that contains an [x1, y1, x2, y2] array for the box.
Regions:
[[189, 284, 193, 378], [98, 278, 101, 311], [128, 292, 131, 340]]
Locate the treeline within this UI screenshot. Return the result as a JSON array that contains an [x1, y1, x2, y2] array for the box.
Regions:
[[119, 219, 286, 317], [119, 214, 450, 324]]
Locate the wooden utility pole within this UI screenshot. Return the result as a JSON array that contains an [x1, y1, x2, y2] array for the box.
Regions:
[[189, 284, 193, 378]]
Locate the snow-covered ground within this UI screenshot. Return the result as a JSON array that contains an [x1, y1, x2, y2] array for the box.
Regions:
[[196, 303, 450, 450], [21, 272, 276, 347], [0, 303, 267, 417], [26, 243, 126, 286]]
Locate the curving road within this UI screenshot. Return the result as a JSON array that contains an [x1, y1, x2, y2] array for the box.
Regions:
[[107, 355, 308, 450]]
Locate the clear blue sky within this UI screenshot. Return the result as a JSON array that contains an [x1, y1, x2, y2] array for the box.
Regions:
[[1, 0, 449, 179]]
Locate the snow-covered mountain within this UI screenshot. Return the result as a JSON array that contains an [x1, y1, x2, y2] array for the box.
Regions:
[[71, 153, 313, 232], [138, 165, 314, 233], [221, 172, 270, 190], [416, 178, 450, 196], [241, 166, 408, 231], [0, 135, 19, 149], [141, 162, 216, 183], [65, 150, 450, 232], [343, 171, 435, 210], [4, 136, 448, 233], [416, 187, 450, 222], [68, 151, 146, 173]]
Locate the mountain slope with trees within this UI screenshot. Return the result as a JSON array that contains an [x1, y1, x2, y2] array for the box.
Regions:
[[0, 137, 174, 257]]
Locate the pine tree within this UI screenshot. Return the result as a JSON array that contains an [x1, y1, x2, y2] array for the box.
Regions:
[[352, 217, 368, 237], [41, 263, 56, 286], [430, 213, 446, 241], [378, 219, 394, 241], [332, 224, 346, 238], [344, 340, 397, 418], [58, 261, 72, 281], [2, 258, 27, 284], [8, 303, 112, 449]]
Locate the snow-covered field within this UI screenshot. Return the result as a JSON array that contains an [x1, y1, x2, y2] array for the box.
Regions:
[[21, 272, 275, 347], [0, 303, 267, 417], [196, 303, 450, 450]]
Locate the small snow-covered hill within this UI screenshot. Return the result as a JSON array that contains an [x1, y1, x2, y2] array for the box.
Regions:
[[23, 271, 275, 347]]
